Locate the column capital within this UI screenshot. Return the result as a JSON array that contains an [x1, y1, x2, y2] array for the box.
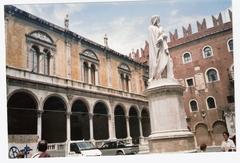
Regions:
[[37, 109, 44, 114], [66, 111, 72, 116], [67, 94, 73, 101], [88, 64, 92, 69], [88, 113, 93, 118]]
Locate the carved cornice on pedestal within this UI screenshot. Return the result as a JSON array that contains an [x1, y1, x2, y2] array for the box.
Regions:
[[144, 79, 185, 97]]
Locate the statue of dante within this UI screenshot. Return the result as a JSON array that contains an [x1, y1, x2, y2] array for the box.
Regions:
[[148, 15, 174, 82]]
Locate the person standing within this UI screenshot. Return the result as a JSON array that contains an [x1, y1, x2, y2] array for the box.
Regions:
[[221, 132, 236, 152], [32, 140, 51, 158]]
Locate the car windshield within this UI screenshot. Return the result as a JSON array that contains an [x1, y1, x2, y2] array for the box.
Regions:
[[76, 142, 96, 150]]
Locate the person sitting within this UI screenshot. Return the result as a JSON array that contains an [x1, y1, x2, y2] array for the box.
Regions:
[[221, 132, 236, 152]]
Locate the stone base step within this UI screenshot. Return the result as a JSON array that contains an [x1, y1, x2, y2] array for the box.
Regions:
[[138, 143, 149, 154]]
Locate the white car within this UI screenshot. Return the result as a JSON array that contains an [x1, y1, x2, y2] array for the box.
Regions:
[[68, 141, 102, 157], [99, 141, 139, 155]]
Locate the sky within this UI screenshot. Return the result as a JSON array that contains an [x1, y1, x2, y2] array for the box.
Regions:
[[11, 0, 232, 56]]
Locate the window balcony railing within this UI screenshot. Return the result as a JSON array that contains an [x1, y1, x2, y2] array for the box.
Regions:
[[6, 66, 147, 102]]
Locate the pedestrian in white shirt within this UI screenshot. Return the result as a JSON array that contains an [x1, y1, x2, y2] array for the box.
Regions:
[[221, 132, 235, 152]]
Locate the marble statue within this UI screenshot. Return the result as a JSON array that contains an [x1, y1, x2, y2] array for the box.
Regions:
[[148, 15, 174, 82]]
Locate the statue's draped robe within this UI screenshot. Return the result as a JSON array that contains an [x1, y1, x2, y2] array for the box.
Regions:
[[148, 17, 173, 80]]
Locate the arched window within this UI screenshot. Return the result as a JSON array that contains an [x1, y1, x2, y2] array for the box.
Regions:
[[42, 96, 67, 143], [129, 106, 140, 144], [206, 97, 216, 109], [114, 105, 127, 139], [227, 38, 233, 52], [93, 102, 109, 140], [80, 50, 99, 85], [71, 99, 90, 140], [26, 30, 55, 75], [206, 68, 219, 83], [8, 91, 38, 135], [189, 100, 198, 112], [118, 64, 131, 92], [182, 52, 192, 64], [202, 46, 213, 58]]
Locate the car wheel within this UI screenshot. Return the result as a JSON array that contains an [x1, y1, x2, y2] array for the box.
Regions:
[[116, 151, 124, 155]]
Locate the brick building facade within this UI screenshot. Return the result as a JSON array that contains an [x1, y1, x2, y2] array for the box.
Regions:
[[132, 10, 234, 147]]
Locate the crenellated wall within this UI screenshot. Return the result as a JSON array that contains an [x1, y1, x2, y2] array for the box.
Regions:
[[131, 10, 232, 64], [168, 10, 232, 47]]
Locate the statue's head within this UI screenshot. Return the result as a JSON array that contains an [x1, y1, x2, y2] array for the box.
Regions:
[[150, 15, 160, 27]]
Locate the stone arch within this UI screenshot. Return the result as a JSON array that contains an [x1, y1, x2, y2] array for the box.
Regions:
[[141, 108, 151, 137], [42, 93, 68, 110], [7, 89, 40, 108], [93, 101, 109, 140], [114, 104, 127, 139], [212, 120, 227, 145], [42, 94, 67, 143], [70, 98, 90, 140], [7, 90, 38, 135], [70, 97, 90, 112], [114, 103, 127, 115], [195, 123, 212, 146], [127, 105, 140, 116], [129, 106, 140, 144], [93, 100, 111, 114]]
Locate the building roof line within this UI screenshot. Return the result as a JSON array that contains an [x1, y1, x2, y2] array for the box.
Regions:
[[4, 5, 146, 67]]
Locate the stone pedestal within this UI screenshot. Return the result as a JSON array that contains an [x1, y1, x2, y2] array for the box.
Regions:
[[144, 79, 195, 153]]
